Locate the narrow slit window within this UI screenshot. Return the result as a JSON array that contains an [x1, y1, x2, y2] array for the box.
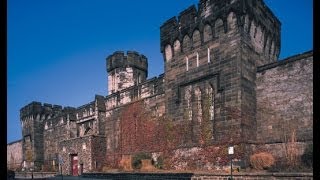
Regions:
[[186, 57, 189, 71], [208, 48, 211, 63], [112, 74, 116, 91], [196, 52, 199, 67]]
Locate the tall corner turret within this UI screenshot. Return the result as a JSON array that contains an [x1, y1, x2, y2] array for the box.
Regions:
[[106, 51, 148, 95]]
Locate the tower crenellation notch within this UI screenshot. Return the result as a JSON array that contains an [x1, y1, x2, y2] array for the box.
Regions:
[[160, 0, 281, 64], [10, 0, 313, 174]]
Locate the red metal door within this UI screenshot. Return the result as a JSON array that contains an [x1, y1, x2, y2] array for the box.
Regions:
[[71, 155, 78, 176]]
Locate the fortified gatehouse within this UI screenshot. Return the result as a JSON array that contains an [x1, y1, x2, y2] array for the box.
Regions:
[[9, 0, 312, 175]]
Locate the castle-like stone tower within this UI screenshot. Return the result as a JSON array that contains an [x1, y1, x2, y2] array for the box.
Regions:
[[160, 0, 281, 144], [11, 0, 312, 174], [20, 102, 63, 170], [106, 51, 148, 95]]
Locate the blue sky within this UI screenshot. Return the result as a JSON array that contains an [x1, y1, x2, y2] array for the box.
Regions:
[[7, 0, 313, 143]]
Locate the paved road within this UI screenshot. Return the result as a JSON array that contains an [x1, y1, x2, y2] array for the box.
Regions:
[[16, 176, 106, 180], [49, 176, 105, 180]]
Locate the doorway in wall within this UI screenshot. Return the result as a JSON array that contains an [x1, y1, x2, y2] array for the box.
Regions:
[[70, 154, 78, 176]]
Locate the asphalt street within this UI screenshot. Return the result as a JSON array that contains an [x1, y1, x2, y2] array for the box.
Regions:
[[15, 176, 106, 180]]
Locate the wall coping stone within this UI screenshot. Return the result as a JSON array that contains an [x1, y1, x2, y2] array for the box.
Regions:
[[257, 50, 313, 73]]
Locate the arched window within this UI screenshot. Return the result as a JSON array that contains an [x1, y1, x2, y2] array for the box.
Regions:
[[83, 109, 87, 117], [270, 41, 275, 58], [84, 127, 92, 135], [227, 12, 237, 31], [185, 86, 192, 121], [44, 122, 48, 130], [183, 35, 191, 52], [264, 37, 270, 58], [137, 73, 142, 84], [214, 18, 224, 37], [195, 87, 202, 123], [165, 44, 173, 61], [203, 24, 213, 42], [112, 73, 116, 92], [173, 40, 181, 54], [250, 20, 256, 40], [192, 30, 201, 47], [207, 84, 214, 120], [243, 15, 250, 33]]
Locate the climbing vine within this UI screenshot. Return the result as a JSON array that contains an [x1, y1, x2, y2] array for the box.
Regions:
[[104, 99, 246, 171]]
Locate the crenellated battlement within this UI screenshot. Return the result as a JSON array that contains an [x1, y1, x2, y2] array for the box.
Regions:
[[62, 106, 76, 113], [105, 74, 164, 109], [20, 102, 75, 120], [20, 101, 42, 119], [106, 51, 149, 95], [178, 5, 197, 28], [106, 51, 148, 73], [12, 0, 313, 173], [160, 0, 281, 62]]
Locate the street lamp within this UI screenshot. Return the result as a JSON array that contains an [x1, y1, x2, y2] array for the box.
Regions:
[[228, 146, 234, 180]]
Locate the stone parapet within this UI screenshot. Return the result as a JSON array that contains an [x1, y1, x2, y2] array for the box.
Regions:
[[20, 101, 75, 120], [105, 74, 164, 110], [160, 0, 281, 62], [106, 51, 148, 73]]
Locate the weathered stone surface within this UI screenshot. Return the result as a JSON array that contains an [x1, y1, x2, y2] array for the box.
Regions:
[[11, 0, 312, 174], [107, 51, 148, 95], [59, 135, 106, 174], [256, 51, 313, 143], [7, 140, 23, 170]]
